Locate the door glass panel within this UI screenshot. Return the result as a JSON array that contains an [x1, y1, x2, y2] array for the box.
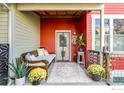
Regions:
[[59, 33, 67, 47], [56, 32, 70, 61]]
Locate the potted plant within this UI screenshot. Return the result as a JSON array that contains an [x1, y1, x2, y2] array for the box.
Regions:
[[28, 67, 47, 85], [87, 64, 105, 81], [76, 33, 85, 52], [8, 58, 28, 85]]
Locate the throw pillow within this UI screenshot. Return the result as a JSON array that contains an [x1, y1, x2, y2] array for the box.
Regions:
[[44, 50, 49, 56], [25, 53, 31, 61], [37, 48, 45, 56]]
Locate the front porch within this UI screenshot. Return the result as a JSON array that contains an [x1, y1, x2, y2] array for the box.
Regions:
[[0, 3, 124, 85]]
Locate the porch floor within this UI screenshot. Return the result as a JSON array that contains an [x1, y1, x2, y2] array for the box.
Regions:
[[25, 62, 106, 85]]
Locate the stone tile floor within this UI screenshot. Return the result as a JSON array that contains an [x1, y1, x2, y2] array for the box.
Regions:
[[10, 62, 107, 85], [25, 62, 106, 85]]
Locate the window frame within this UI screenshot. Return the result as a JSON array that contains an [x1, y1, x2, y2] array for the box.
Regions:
[[92, 14, 124, 53]]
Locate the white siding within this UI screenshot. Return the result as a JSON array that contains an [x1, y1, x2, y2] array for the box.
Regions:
[[13, 11, 40, 57], [0, 9, 8, 43]]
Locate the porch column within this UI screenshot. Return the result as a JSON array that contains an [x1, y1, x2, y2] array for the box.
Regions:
[[100, 7, 104, 65]]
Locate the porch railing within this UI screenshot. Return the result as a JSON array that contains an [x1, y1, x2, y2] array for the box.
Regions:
[[88, 50, 100, 65]]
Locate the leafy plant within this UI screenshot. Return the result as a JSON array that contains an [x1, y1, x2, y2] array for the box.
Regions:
[[28, 67, 47, 83], [87, 64, 105, 78], [8, 58, 29, 79], [77, 33, 85, 47]]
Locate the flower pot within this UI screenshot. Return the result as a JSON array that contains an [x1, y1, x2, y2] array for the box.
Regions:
[[32, 81, 40, 85], [15, 76, 25, 85], [91, 74, 101, 81], [79, 48, 83, 52], [78, 47, 84, 52]]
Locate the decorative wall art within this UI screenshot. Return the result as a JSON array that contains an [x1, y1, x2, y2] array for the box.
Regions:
[[0, 44, 9, 85]]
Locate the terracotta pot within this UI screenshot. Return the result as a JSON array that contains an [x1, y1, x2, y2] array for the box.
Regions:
[[15, 76, 25, 85]]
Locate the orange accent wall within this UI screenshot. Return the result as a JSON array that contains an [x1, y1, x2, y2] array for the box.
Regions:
[[40, 18, 82, 61]]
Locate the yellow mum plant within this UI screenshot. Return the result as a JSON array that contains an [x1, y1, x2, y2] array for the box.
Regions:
[[28, 68, 47, 83], [87, 64, 105, 78]]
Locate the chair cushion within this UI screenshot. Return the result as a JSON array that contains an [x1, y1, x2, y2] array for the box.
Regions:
[[30, 55, 38, 61], [28, 62, 46, 67], [36, 54, 56, 64]]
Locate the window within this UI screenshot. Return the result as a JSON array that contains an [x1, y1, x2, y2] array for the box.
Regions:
[[104, 19, 110, 51], [113, 19, 124, 51], [95, 19, 100, 50], [94, 18, 110, 51], [93, 15, 124, 52]]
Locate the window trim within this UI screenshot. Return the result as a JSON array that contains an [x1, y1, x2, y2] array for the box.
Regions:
[[92, 14, 124, 53]]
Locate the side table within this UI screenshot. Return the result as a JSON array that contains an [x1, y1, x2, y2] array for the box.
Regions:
[[77, 51, 85, 65]]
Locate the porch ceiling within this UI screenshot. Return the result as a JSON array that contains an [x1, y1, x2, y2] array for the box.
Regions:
[[34, 10, 83, 18], [17, 3, 104, 11], [35, 11, 82, 16]]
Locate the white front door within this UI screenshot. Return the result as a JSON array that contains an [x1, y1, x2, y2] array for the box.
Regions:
[[56, 31, 71, 62]]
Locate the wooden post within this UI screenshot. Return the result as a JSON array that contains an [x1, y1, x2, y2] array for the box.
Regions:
[[100, 7, 104, 65], [105, 53, 111, 85]]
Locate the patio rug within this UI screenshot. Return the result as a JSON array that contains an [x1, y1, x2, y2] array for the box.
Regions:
[[46, 62, 95, 84]]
